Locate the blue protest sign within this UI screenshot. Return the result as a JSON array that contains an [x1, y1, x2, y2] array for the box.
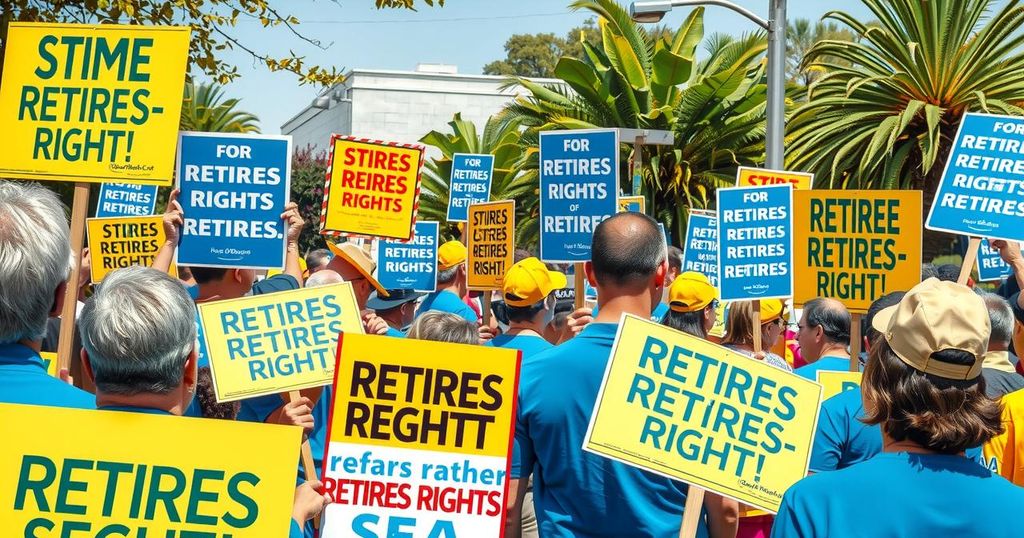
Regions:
[[377, 221, 439, 292], [446, 153, 494, 222], [717, 184, 793, 301], [682, 212, 719, 287], [95, 183, 158, 217], [539, 129, 619, 262], [176, 132, 292, 270], [977, 240, 1014, 282], [927, 113, 1024, 242]]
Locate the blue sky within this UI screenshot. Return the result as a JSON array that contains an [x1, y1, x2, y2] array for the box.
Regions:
[[211, 0, 876, 133]]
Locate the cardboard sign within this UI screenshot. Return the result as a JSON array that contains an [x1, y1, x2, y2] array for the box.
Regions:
[[817, 371, 862, 400], [467, 200, 515, 291], [321, 334, 520, 537], [618, 195, 645, 213], [39, 351, 58, 377], [978, 240, 1015, 282], [0, 402, 298, 535], [377, 221, 439, 292], [0, 23, 188, 184], [198, 283, 363, 402], [176, 132, 292, 270], [95, 183, 158, 217], [737, 167, 813, 190], [539, 129, 618, 262], [584, 315, 822, 513], [447, 153, 494, 222], [321, 136, 425, 241], [927, 113, 1024, 242], [87, 215, 175, 283], [682, 212, 719, 287], [793, 190, 922, 314], [717, 184, 794, 301]]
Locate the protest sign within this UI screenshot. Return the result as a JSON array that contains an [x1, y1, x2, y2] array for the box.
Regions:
[[717, 184, 793, 301], [39, 351, 58, 377], [95, 183, 158, 217], [736, 167, 813, 190], [377, 221, 439, 292], [176, 132, 292, 270], [0, 23, 188, 184], [467, 200, 515, 291], [927, 112, 1024, 242], [539, 129, 618, 262], [682, 212, 719, 287], [198, 283, 363, 402], [817, 371, 862, 400], [584, 315, 822, 513], [793, 190, 922, 314], [447, 153, 494, 222], [321, 334, 520, 537], [618, 195, 645, 213], [321, 136, 425, 241], [1, 402, 298, 535], [86, 215, 175, 283], [978, 240, 1015, 282]]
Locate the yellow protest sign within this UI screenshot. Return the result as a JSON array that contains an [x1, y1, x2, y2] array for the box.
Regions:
[[322, 334, 519, 537], [793, 190, 922, 314], [198, 283, 363, 402], [584, 315, 822, 513], [39, 351, 58, 377], [87, 215, 175, 283], [817, 371, 862, 400], [467, 199, 515, 291], [321, 136, 425, 240], [1, 402, 299, 535], [618, 195, 646, 213], [0, 23, 189, 185], [737, 166, 813, 190]]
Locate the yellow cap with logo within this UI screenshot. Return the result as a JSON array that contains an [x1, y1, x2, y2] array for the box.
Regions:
[[502, 257, 568, 307], [668, 272, 717, 313], [438, 240, 468, 271]]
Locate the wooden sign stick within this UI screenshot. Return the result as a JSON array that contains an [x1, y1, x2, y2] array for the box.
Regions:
[[481, 293, 493, 326], [849, 313, 862, 372], [574, 262, 586, 310], [678, 486, 707, 538], [752, 299, 763, 354], [57, 182, 91, 376], [959, 237, 982, 285], [288, 390, 321, 530]]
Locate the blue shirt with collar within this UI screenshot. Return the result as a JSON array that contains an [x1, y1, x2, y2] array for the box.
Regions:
[[513, 322, 706, 538], [486, 333, 552, 360], [416, 289, 479, 323], [0, 343, 94, 409], [795, 355, 854, 380]]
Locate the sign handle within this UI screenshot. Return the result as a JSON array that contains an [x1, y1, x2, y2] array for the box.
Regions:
[[849, 313, 862, 372], [677, 486, 706, 538], [481, 293, 493, 327], [631, 136, 643, 197], [959, 237, 981, 285], [57, 182, 91, 376], [574, 263, 586, 310], [751, 300, 762, 354], [288, 390, 321, 530]]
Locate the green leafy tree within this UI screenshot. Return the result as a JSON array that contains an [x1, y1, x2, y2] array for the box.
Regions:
[[289, 146, 330, 255], [786, 0, 1024, 258], [483, 19, 600, 78], [786, 18, 855, 88], [180, 82, 260, 133]]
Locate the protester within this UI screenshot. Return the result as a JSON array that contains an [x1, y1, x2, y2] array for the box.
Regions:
[[666, 245, 683, 286], [661, 271, 718, 338], [989, 239, 1024, 325], [487, 257, 563, 359], [416, 240, 479, 323], [303, 269, 344, 288], [793, 298, 853, 379], [543, 309, 571, 345], [77, 267, 327, 537], [406, 311, 478, 344], [977, 292, 1024, 398], [305, 248, 332, 276], [774, 278, 1024, 538], [0, 181, 93, 408], [368, 288, 424, 334], [984, 388, 1024, 486], [720, 300, 792, 371], [508, 213, 715, 538]]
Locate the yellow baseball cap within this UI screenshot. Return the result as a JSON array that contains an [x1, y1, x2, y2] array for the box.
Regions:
[[872, 278, 989, 380], [668, 272, 717, 313], [438, 240, 468, 271], [503, 257, 567, 307], [327, 242, 389, 297], [759, 299, 787, 324]]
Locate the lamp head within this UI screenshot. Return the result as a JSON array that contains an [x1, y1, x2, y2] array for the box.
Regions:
[[630, 1, 673, 23]]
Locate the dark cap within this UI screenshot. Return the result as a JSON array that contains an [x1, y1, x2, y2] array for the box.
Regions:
[[366, 289, 426, 311]]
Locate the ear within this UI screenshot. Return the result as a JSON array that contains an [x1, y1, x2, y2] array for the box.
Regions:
[[49, 281, 68, 317], [584, 262, 597, 287], [654, 260, 668, 287], [81, 348, 96, 387], [183, 346, 199, 392], [232, 269, 245, 284], [815, 325, 825, 341]]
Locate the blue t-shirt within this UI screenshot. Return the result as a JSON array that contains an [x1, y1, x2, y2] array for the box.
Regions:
[[513, 323, 706, 538], [385, 326, 405, 338], [0, 343, 94, 409], [795, 355, 853, 380], [238, 386, 332, 484], [594, 302, 670, 322], [809, 387, 879, 472], [416, 289, 478, 323], [486, 333, 552, 360], [773, 452, 1024, 538]]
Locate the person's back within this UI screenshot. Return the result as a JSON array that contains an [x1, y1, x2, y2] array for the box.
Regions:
[[984, 388, 1024, 485], [809, 387, 880, 472]]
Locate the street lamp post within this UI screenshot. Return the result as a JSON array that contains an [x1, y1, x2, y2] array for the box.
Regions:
[[630, 0, 787, 169]]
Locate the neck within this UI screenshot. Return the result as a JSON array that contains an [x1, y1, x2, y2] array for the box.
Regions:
[[17, 339, 42, 352], [95, 391, 187, 416], [594, 291, 652, 324], [816, 342, 850, 361], [439, 283, 462, 297], [380, 311, 405, 329], [195, 282, 233, 303], [506, 321, 544, 337]]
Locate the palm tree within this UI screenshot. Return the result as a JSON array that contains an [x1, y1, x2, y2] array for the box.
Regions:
[[786, 0, 1024, 258], [786, 18, 855, 88], [179, 82, 261, 133]]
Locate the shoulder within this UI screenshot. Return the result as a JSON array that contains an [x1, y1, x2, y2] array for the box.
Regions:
[[253, 274, 299, 295], [40, 379, 96, 409]]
